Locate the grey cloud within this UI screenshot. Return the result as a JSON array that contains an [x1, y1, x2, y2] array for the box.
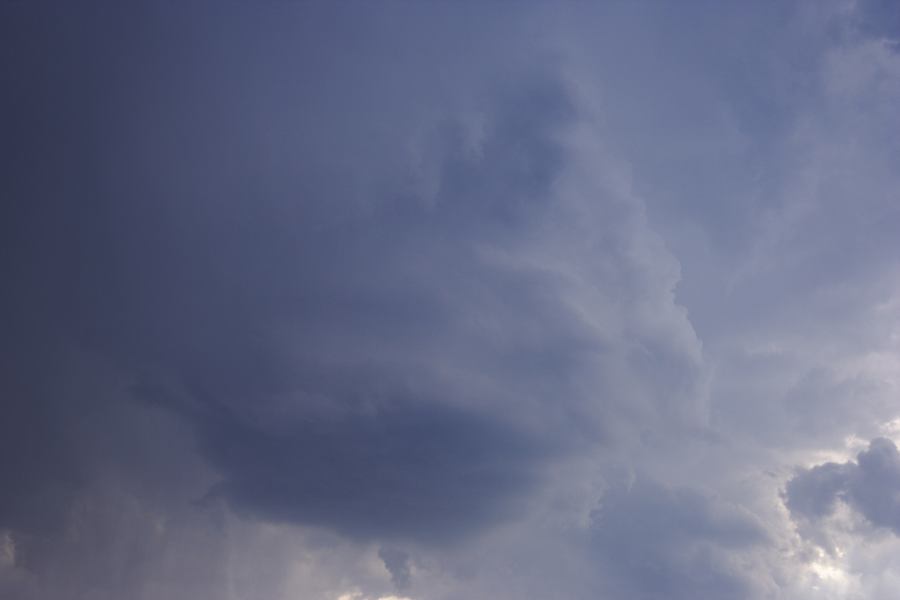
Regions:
[[783, 462, 853, 520], [853, 0, 900, 37], [786, 438, 900, 533], [379, 546, 412, 591], [8, 1, 898, 599], [589, 479, 769, 600], [0, 350, 83, 535], [0, 2, 586, 546], [4, 0, 699, 553], [121, 76, 589, 543], [6, 25, 702, 549], [196, 399, 547, 542]]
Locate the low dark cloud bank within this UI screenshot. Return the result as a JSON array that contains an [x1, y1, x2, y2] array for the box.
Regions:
[[197, 400, 545, 541]]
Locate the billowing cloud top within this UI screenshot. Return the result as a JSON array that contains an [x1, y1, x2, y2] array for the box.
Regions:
[[3, 2, 900, 599]]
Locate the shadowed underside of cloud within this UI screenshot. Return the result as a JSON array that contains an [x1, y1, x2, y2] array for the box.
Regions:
[[786, 438, 900, 533], [195, 400, 546, 541]]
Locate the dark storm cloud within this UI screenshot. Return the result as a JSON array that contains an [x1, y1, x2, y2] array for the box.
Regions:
[[194, 400, 546, 541], [9, 1, 893, 598], [96, 62, 583, 541], [786, 438, 900, 533], [1, 1, 591, 548], [0, 344, 84, 535], [129, 85, 581, 539], [0, 4, 109, 535]]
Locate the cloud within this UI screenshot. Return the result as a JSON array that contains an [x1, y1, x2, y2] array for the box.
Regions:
[[1, 11, 711, 598], [378, 547, 411, 591], [786, 438, 900, 533], [197, 400, 547, 542], [589, 479, 770, 599], [4, 1, 900, 599], [7, 40, 702, 547]]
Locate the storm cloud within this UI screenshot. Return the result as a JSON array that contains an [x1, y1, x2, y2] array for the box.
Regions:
[[3, 1, 900, 599]]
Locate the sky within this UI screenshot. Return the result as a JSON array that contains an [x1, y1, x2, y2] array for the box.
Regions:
[[2, 1, 900, 599]]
